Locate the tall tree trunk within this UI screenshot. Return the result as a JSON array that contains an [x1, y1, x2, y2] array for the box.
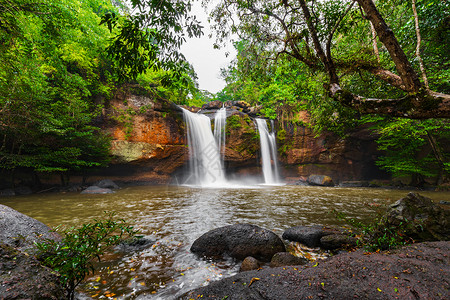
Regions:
[[412, 0, 429, 90]]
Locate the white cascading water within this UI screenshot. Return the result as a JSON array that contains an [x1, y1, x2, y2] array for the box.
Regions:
[[256, 118, 280, 184], [213, 106, 227, 164], [182, 108, 226, 186]]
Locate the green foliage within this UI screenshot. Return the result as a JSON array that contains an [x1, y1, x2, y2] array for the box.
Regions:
[[34, 212, 139, 300], [0, 0, 117, 181], [373, 118, 450, 184], [333, 209, 414, 251], [100, 0, 203, 82], [136, 64, 204, 106]]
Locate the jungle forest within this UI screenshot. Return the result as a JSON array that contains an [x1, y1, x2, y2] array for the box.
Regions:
[[0, 0, 449, 185]]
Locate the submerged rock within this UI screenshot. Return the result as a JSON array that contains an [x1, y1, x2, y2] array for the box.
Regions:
[[0, 243, 64, 299], [191, 224, 285, 262], [81, 186, 115, 194], [339, 181, 369, 187]]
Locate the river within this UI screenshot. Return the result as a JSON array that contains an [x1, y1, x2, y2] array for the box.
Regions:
[[1, 185, 448, 299]]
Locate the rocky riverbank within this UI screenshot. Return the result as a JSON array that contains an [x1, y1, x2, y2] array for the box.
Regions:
[[181, 192, 450, 299], [180, 241, 450, 300]]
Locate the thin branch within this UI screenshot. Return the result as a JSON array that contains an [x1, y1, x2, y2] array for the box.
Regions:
[[412, 0, 429, 89]]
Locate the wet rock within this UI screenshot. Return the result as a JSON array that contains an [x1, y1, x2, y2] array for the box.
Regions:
[[282, 225, 337, 247], [307, 175, 334, 187], [93, 179, 120, 189], [240, 256, 261, 272], [0, 204, 60, 251], [190, 224, 286, 262], [201, 100, 223, 110], [0, 189, 15, 197], [0, 243, 64, 299], [14, 186, 33, 195], [383, 192, 450, 241], [81, 186, 115, 194], [270, 252, 308, 268], [115, 237, 155, 252], [339, 181, 369, 187], [294, 179, 309, 186], [180, 241, 450, 300], [320, 234, 358, 250]]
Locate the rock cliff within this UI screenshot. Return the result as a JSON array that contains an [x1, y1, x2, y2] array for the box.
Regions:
[[93, 88, 385, 185], [94, 85, 188, 184]]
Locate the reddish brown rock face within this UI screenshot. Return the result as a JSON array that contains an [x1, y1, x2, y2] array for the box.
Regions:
[[97, 85, 189, 184], [278, 122, 387, 182]]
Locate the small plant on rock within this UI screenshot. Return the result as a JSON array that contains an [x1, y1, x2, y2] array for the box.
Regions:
[[333, 209, 415, 251], [34, 212, 139, 300]]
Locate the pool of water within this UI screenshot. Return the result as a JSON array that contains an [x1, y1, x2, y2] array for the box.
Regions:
[[1, 185, 448, 299]]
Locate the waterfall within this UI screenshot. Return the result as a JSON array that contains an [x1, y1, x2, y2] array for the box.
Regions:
[[256, 118, 280, 184], [182, 108, 226, 186], [213, 106, 227, 164]]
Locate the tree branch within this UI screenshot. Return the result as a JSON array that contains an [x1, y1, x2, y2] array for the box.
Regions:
[[355, 0, 422, 93]]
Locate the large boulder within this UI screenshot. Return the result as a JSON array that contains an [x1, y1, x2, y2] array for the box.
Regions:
[[382, 192, 450, 241], [282, 225, 338, 247], [0, 243, 64, 299], [190, 224, 286, 262], [0, 204, 59, 251], [307, 175, 334, 187]]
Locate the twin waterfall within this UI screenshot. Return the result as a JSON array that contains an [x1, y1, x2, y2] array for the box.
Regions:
[[182, 107, 280, 186]]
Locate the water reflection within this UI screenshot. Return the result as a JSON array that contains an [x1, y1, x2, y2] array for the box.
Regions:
[[0, 186, 448, 299]]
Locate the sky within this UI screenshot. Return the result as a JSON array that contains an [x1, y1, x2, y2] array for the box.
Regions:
[[180, 2, 236, 94]]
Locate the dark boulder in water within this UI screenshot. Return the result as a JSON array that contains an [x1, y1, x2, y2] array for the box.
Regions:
[[282, 225, 338, 248], [191, 223, 285, 262]]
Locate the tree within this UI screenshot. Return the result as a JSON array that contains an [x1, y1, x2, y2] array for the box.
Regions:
[[0, 0, 117, 184], [100, 0, 204, 81], [206, 0, 450, 118], [374, 118, 450, 185]]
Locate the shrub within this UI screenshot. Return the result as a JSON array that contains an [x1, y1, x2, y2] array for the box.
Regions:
[[34, 212, 139, 300]]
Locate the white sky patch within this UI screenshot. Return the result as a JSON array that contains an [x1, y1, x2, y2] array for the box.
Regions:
[[180, 1, 236, 94]]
